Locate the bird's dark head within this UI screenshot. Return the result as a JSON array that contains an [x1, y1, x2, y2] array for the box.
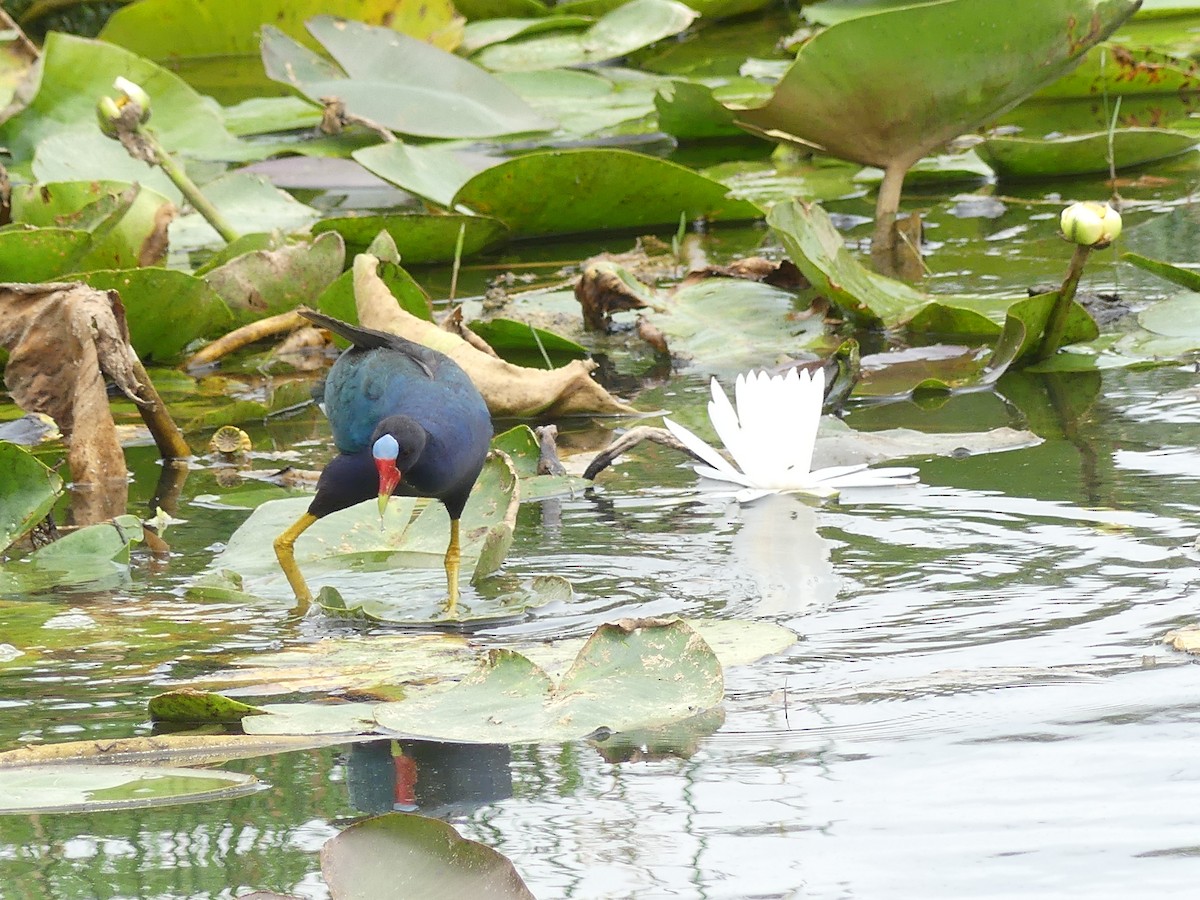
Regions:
[[371, 415, 427, 515]]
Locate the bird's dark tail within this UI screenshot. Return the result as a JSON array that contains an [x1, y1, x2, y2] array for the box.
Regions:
[[298, 308, 436, 378]]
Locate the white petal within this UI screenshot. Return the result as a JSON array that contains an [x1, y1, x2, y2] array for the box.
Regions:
[[694, 464, 757, 488], [816, 466, 920, 489], [663, 417, 743, 479], [708, 379, 758, 480]]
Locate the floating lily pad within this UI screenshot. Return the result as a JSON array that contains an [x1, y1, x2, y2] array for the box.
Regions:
[[262, 17, 554, 139], [0, 765, 259, 815], [453, 148, 761, 238], [1123, 251, 1200, 292], [0, 32, 244, 163], [148, 689, 267, 725], [492, 424, 588, 499], [202, 232, 345, 325], [318, 256, 433, 327], [11, 181, 174, 270], [239, 618, 726, 743], [1037, 41, 1200, 99], [654, 80, 742, 140], [976, 129, 1198, 179], [213, 452, 518, 606], [469, 318, 588, 369], [169, 172, 322, 251], [312, 214, 508, 264], [462, 16, 592, 54], [652, 277, 828, 376], [0, 515, 143, 597], [73, 268, 233, 362], [497, 67, 665, 136], [32, 128, 183, 201], [733, 0, 1138, 170], [321, 813, 536, 900], [0, 443, 63, 552], [101, 0, 464, 62], [373, 618, 724, 743], [0, 226, 93, 282], [352, 142, 496, 209], [473, 0, 697, 72]]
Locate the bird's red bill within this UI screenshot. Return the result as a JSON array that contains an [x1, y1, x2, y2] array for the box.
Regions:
[[375, 457, 402, 516]]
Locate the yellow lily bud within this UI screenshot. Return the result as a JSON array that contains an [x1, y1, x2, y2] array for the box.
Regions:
[[1060, 201, 1122, 247], [112, 76, 151, 123], [96, 96, 122, 138]]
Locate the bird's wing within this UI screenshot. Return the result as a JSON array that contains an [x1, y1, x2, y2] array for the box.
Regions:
[[299, 308, 436, 379]]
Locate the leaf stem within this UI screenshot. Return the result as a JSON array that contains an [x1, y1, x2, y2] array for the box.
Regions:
[[140, 128, 241, 244], [1037, 244, 1091, 361]]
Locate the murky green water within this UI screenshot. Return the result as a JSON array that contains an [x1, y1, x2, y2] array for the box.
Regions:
[[4, 158, 1200, 897]]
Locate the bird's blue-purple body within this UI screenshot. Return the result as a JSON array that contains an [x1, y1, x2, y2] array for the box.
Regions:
[[274, 309, 492, 611]]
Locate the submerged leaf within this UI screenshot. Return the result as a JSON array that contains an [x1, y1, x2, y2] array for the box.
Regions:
[[0, 765, 259, 814], [321, 813, 536, 900], [0, 443, 63, 552]]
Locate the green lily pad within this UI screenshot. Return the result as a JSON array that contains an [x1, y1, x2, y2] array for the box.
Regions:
[[169, 172, 321, 251], [976, 129, 1198, 179], [0, 515, 144, 596], [1138, 292, 1200, 336], [148, 689, 267, 725], [262, 17, 554, 139], [654, 80, 742, 140], [1037, 41, 1200, 99], [213, 452, 518, 605], [0, 765, 259, 815], [73, 268, 233, 362], [321, 813, 536, 900], [735, 0, 1137, 171], [317, 574, 570, 627], [352, 142, 496, 209], [242, 701, 384, 736], [312, 214, 508, 264], [101, 0, 464, 62], [490, 425, 587, 499], [202, 231, 345, 325], [767, 199, 926, 328], [453, 148, 760, 238], [0, 32, 244, 163], [318, 256, 433, 327], [469, 318, 588, 368], [0, 443, 63, 552], [651, 277, 828, 376], [474, 0, 697, 72], [463, 16, 592, 54], [0, 226, 92, 282], [1123, 251, 1200, 292], [32, 128, 183, 201], [11, 181, 174, 270], [497, 67, 664, 136], [373, 618, 724, 743]]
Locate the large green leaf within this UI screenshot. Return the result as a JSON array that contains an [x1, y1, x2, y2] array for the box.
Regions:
[[11, 181, 174, 270], [0, 227, 92, 281], [0, 443, 62, 552], [311, 213, 507, 263], [461, 16, 592, 55], [1124, 251, 1200, 292], [321, 814, 536, 900], [100, 0, 464, 62], [0, 765, 259, 814], [212, 452, 518, 609], [261, 17, 554, 139], [202, 232, 345, 325], [473, 0, 697, 72], [498, 67, 665, 136], [0, 32, 244, 163], [73, 269, 233, 362], [0, 515, 144, 596], [453, 148, 760, 237], [734, 0, 1139, 170], [976, 129, 1199, 179], [169, 172, 321, 251], [352, 142, 495, 209], [372, 619, 725, 743], [768, 200, 927, 328]]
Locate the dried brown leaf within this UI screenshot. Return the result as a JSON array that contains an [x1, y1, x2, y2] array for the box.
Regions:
[[353, 255, 638, 417]]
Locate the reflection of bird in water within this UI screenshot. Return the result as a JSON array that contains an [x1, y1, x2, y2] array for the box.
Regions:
[[730, 493, 840, 616], [273, 310, 492, 614]]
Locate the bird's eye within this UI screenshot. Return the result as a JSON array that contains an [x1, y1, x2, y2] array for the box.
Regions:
[[373, 433, 400, 460]]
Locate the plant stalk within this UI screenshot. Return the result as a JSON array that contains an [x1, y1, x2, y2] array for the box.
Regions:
[[141, 128, 241, 244], [1037, 244, 1092, 362], [870, 162, 908, 276]]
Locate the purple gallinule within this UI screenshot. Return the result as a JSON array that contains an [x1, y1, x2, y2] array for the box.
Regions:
[[274, 310, 492, 612]]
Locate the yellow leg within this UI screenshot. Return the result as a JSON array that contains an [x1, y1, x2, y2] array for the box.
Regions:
[[444, 518, 462, 613], [274, 512, 319, 614]]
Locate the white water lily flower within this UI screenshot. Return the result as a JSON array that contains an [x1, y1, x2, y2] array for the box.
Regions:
[[663, 367, 919, 502]]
